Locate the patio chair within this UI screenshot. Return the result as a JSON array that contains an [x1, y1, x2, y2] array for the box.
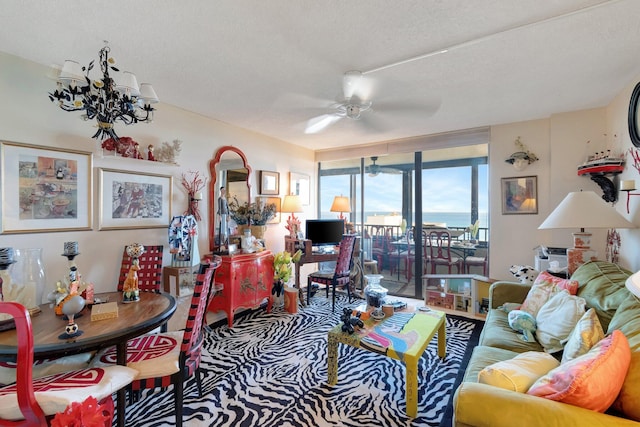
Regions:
[[428, 230, 463, 274]]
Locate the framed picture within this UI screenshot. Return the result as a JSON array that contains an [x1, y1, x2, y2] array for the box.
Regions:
[[256, 196, 281, 224], [289, 172, 310, 205], [259, 170, 279, 195], [0, 141, 93, 234], [98, 168, 173, 230], [501, 175, 538, 215]]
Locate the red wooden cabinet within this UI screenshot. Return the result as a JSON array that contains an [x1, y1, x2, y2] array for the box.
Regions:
[[208, 250, 274, 327]]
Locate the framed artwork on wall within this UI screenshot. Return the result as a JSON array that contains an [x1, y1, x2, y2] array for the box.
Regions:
[[98, 168, 173, 230], [259, 170, 279, 195], [501, 175, 538, 215], [256, 196, 281, 224], [0, 141, 93, 234], [289, 172, 310, 205]]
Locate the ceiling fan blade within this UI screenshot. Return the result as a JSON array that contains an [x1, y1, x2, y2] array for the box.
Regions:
[[305, 114, 342, 134], [357, 112, 393, 133], [374, 97, 441, 117], [343, 71, 377, 101]]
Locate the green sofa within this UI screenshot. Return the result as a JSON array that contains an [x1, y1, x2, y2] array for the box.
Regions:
[[453, 261, 640, 426]]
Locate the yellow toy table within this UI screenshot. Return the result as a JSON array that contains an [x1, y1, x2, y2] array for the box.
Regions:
[[327, 308, 446, 417]]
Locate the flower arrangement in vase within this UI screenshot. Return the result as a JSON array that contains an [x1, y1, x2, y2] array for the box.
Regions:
[[272, 250, 302, 298]]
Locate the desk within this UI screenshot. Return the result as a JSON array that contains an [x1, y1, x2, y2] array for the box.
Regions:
[[327, 308, 446, 417], [0, 291, 176, 427]]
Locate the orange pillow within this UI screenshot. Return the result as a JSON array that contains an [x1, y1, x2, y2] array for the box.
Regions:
[[527, 330, 630, 412], [520, 271, 579, 317]]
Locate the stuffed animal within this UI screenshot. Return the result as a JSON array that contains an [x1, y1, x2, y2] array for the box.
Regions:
[[340, 307, 364, 334], [509, 265, 539, 285], [508, 309, 537, 342]]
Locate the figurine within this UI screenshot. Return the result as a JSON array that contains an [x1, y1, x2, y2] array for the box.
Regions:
[[147, 144, 155, 161], [340, 307, 364, 334], [123, 258, 141, 303]]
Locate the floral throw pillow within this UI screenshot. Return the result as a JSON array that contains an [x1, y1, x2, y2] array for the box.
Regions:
[[520, 271, 579, 317]]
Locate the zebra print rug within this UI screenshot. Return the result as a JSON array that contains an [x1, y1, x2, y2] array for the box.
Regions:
[[121, 295, 483, 427]]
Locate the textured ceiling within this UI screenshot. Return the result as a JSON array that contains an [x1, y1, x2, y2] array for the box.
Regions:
[[1, 0, 639, 151]]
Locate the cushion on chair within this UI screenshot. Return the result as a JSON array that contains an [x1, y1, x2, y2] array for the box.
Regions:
[[0, 352, 93, 385], [0, 365, 137, 421], [91, 330, 183, 379]]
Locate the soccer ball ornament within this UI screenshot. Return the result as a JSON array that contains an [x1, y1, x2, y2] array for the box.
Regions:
[[126, 243, 145, 259], [65, 322, 79, 335]]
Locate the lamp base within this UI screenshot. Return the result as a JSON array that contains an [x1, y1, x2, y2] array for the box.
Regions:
[[567, 247, 597, 276]]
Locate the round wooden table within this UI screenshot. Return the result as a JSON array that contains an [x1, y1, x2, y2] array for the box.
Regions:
[[0, 291, 177, 427]]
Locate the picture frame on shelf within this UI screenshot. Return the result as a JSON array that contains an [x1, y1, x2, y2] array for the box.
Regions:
[[259, 170, 279, 195], [0, 141, 93, 234], [289, 172, 310, 205], [256, 196, 281, 224], [501, 175, 538, 215], [98, 168, 173, 230]]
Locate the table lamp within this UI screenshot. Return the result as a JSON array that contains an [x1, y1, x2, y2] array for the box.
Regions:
[[538, 190, 634, 275], [282, 194, 303, 239], [330, 195, 351, 220]]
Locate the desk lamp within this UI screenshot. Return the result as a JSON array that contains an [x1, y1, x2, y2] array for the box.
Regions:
[[282, 194, 303, 239], [330, 195, 351, 220], [538, 191, 634, 276]]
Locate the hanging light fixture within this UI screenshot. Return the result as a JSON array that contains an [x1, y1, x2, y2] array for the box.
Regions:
[[48, 41, 159, 140]]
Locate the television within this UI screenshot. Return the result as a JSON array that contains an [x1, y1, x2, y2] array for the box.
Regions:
[[305, 219, 345, 247]]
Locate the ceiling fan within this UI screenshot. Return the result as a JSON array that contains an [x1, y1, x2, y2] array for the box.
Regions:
[[303, 71, 440, 135], [366, 156, 402, 177]]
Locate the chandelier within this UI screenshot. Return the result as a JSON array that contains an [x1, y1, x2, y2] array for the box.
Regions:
[[48, 42, 158, 140]]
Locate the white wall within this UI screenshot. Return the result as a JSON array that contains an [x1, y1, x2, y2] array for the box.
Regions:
[[0, 53, 315, 298]]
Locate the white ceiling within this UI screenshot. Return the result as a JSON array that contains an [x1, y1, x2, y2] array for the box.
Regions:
[[1, 0, 640, 151]]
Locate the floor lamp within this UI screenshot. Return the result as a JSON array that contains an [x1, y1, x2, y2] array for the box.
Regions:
[[538, 191, 634, 276]]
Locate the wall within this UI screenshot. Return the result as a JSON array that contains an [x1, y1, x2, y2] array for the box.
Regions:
[[0, 53, 315, 299]]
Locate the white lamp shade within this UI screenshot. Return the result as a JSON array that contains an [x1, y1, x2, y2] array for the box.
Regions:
[[139, 83, 159, 103], [538, 191, 634, 230], [58, 60, 86, 85], [626, 271, 640, 298], [282, 195, 303, 213], [115, 71, 140, 96], [330, 195, 351, 213]]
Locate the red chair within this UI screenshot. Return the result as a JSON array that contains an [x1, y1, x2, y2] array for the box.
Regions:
[[92, 265, 218, 427], [428, 230, 463, 274], [117, 245, 163, 293], [0, 302, 137, 426], [370, 226, 391, 272], [307, 235, 358, 312]]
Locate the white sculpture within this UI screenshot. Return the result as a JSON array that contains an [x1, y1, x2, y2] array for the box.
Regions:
[[154, 139, 183, 164]]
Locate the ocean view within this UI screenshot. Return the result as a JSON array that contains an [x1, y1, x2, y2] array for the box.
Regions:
[[321, 212, 489, 229]]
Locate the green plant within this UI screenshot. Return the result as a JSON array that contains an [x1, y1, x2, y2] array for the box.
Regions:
[[273, 250, 302, 285], [468, 220, 480, 239]]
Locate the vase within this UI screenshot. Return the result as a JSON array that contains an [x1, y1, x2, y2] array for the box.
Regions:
[[272, 280, 285, 308], [250, 225, 267, 239], [12, 248, 45, 309]]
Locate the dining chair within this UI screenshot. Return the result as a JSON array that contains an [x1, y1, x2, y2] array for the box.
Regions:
[[91, 265, 216, 427], [306, 234, 357, 312], [428, 230, 463, 274], [116, 245, 163, 293], [389, 227, 413, 280], [370, 226, 392, 272], [465, 245, 488, 276], [0, 302, 137, 426]]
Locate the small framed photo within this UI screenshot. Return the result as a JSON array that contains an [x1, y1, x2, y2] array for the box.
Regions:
[[501, 175, 538, 215], [259, 170, 279, 195], [98, 168, 173, 230], [0, 141, 93, 234], [290, 172, 310, 205], [256, 196, 281, 224]]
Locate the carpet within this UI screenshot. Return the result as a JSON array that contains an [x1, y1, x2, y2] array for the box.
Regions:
[[121, 295, 483, 427]]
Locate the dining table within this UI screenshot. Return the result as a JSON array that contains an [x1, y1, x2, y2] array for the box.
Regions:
[[0, 291, 177, 427], [390, 238, 478, 277]]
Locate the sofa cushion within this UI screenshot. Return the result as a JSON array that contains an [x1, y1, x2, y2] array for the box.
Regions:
[[562, 308, 604, 364], [607, 295, 640, 421], [479, 309, 544, 353], [535, 290, 586, 353], [520, 271, 578, 317], [478, 351, 559, 392], [527, 330, 630, 413], [463, 345, 521, 383], [570, 260, 632, 331]]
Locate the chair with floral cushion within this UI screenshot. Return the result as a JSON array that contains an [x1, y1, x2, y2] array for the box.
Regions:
[[306, 234, 358, 312], [0, 302, 137, 426], [91, 265, 217, 427]]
